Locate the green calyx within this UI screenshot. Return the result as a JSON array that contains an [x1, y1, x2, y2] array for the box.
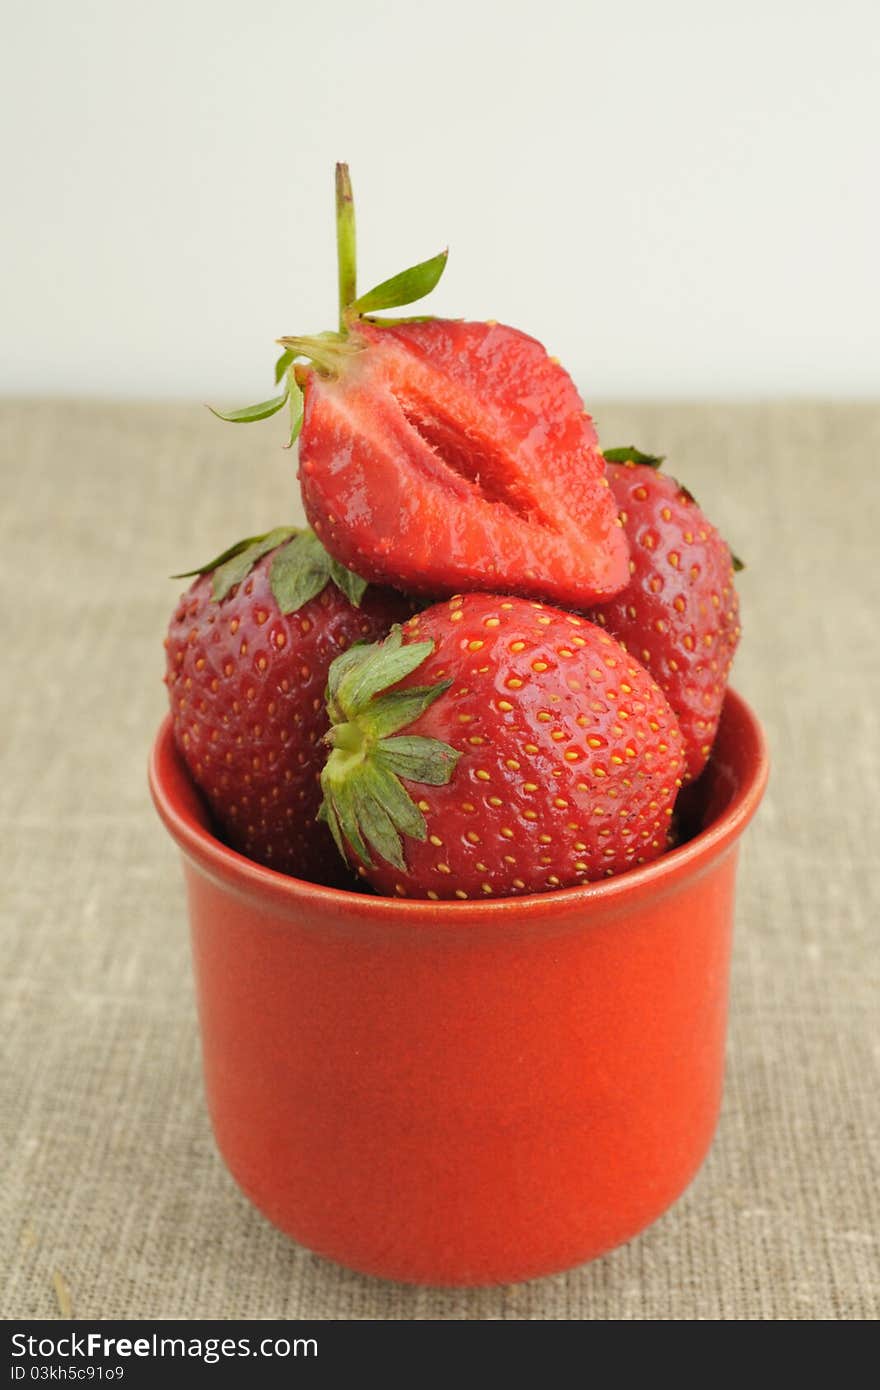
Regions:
[[173, 526, 369, 609], [207, 162, 449, 440], [207, 372, 305, 450], [319, 627, 460, 872], [603, 445, 665, 469]]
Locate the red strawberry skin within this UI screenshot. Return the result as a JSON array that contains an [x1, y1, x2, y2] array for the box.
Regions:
[[589, 462, 741, 780], [344, 593, 684, 900], [165, 551, 410, 884], [298, 319, 630, 609]]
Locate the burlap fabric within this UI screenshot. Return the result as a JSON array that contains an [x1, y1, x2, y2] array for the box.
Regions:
[[1, 399, 877, 1321]]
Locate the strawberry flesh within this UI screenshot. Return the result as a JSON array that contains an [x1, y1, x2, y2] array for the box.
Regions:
[[298, 320, 630, 607]]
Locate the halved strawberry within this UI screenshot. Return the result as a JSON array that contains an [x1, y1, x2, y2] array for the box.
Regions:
[[209, 165, 630, 610], [297, 317, 628, 606]]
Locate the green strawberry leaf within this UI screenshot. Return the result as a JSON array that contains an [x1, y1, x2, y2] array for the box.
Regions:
[[212, 526, 298, 601], [172, 533, 281, 581], [207, 387, 289, 424], [274, 349, 295, 385], [731, 551, 746, 572], [172, 526, 298, 590], [353, 768, 413, 870], [336, 628, 435, 716], [333, 778, 373, 868], [175, 526, 370, 612], [367, 683, 453, 740], [326, 642, 376, 722], [377, 735, 461, 785], [319, 627, 461, 874], [328, 557, 368, 608], [287, 410, 304, 448], [365, 763, 428, 842], [603, 445, 665, 468], [283, 374, 305, 450], [352, 249, 448, 316], [316, 796, 347, 861], [269, 529, 370, 613], [361, 314, 435, 327], [325, 759, 422, 873], [269, 531, 332, 612]]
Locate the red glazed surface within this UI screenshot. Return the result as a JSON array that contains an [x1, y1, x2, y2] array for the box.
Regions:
[[149, 688, 768, 1286]]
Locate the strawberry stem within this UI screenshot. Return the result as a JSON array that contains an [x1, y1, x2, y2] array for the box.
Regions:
[[336, 162, 357, 333]]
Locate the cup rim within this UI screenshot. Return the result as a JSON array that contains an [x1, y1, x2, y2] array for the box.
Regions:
[[149, 686, 768, 926]]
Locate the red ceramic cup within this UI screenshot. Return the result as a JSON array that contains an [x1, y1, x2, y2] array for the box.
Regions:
[[149, 687, 767, 1286]]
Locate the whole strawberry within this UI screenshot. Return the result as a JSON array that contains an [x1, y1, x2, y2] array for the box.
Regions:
[[319, 593, 685, 900], [165, 528, 411, 884], [589, 448, 743, 780], [210, 164, 630, 611]]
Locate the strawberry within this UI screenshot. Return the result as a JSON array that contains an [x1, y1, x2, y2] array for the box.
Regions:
[[589, 448, 742, 780], [209, 164, 630, 610], [318, 593, 685, 900], [295, 317, 629, 607], [164, 527, 412, 884]]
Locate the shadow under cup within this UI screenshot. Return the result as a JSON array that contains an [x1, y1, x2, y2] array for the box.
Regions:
[[149, 687, 768, 1286]]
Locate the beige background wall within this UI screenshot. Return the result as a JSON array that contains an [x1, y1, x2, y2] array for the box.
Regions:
[[2, 0, 878, 401]]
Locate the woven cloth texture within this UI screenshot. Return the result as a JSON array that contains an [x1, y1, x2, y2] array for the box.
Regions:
[[1, 399, 877, 1322]]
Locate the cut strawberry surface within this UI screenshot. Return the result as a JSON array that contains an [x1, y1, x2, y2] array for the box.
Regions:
[[298, 318, 629, 606]]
